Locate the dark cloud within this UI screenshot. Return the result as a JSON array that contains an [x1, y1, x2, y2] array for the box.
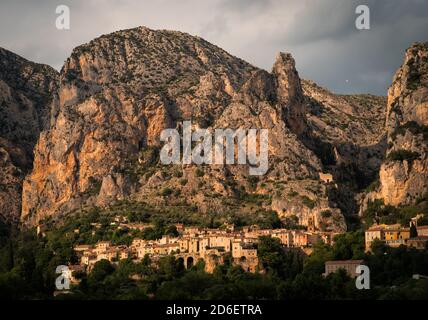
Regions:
[[0, 0, 427, 95]]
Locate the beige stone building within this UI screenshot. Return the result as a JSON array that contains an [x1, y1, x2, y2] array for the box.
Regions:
[[292, 230, 309, 247], [365, 224, 412, 251], [417, 226, 428, 236], [319, 172, 333, 183], [407, 236, 428, 250], [272, 229, 293, 247], [324, 260, 364, 277]]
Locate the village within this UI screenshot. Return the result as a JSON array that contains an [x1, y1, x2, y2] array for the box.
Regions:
[[68, 211, 428, 278], [72, 218, 341, 274], [365, 221, 428, 251]]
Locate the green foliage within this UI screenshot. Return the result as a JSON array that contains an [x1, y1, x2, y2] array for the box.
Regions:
[[287, 190, 298, 198], [410, 223, 418, 238], [364, 179, 380, 193], [160, 187, 173, 197], [366, 244, 428, 287], [257, 236, 303, 279], [303, 231, 364, 276], [238, 192, 271, 205], [281, 215, 305, 230], [247, 176, 259, 190], [64, 69, 78, 82], [391, 121, 428, 141], [86, 177, 102, 196], [89, 259, 115, 283], [387, 149, 420, 162], [164, 225, 179, 237], [406, 58, 421, 90], [321, 210, 332, 218], [331, 232, 365, 260], [195, 168, 204, 177], [173, 169, 183, 178], [300, 196, 316, 209], [138, 146, 159, 167], [1, 222, 428, 299], [230, 209, 281, 229], [363, 195, 428, 227], [379, 278, 428, 299]]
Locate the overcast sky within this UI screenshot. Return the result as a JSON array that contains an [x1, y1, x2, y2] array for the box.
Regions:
[[0, 0, 427, 95]]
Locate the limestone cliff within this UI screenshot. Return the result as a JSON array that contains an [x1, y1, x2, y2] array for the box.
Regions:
[[302, 79, 387, 224], [0, 48, 58, 223], [18, 27, 394, 232], [358, 42, 428, 219], [379, 42, 428, 206]]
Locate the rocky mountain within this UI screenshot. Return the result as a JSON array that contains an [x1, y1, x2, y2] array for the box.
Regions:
[[16, 26, 391, 233], [361, 42, 428, 211], [3, 27, 422, 233], [0, 48, 58, 224]]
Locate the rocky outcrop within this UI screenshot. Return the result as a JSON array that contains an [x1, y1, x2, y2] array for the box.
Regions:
[[0, 48, 58, 223], [377, 43, 428, 206], [272, 53, 307, 136]]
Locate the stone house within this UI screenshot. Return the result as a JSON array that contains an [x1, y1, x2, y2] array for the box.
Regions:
[[407, 236, 428, 250], [272, 229, 293, 247], [417, 226, 428, 236], [319, 172, 333, 183], [292, 230, 309, 247], [324, 260, 364, 277]]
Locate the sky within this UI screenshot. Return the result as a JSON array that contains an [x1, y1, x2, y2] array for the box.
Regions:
[[0, 0, 427, 95]]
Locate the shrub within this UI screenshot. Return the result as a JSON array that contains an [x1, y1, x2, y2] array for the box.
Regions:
[[138, 146, 158, 167], [391, 121, 428, 141], [301, 196, 316, 209], [387, 149, 420, 162], [173, 169, 183, 178], [321, 210, 332, 218], [365, 179, 380, 193], [248, 176, 259, 189], [87, 177, 102, 196], [64, 69, 78, 82], [195, 168, 204, 177], [161, 187, 173, 197], [287, 191, 298, 198]]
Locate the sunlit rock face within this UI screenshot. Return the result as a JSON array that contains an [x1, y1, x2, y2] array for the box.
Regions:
[[0, 47, 58, 224], [378, 43, 428, 206], [16, 27, 400, 232]]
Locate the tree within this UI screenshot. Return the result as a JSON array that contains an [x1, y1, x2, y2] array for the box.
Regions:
[[410, 222, 418, 238], [303, 242, 332, 276], [165, 225, 179, 237], [332, 231, 365, 260], [88, 259, 115, 283], [257, 236, 287, 278], [158, 256, 184, 280], [370, 239, 387, 256]]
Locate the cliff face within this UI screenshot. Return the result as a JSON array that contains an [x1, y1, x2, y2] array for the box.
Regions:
[[378, 43, 428, 206], [16, 27, 394, 232], [0, 48, 58, 224], [301, 79, 387, 226], [303, 80, 387, 182], [21, 27, 259, 223]]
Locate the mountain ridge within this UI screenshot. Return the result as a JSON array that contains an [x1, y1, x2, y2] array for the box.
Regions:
[[0, 27, 425, 233]]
